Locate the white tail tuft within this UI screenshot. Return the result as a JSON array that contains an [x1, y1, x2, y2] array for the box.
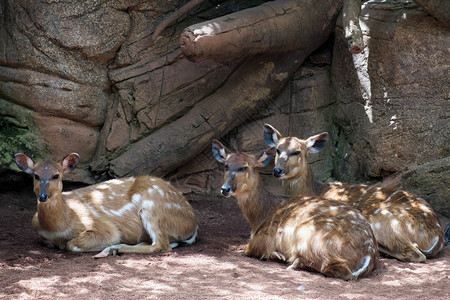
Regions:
[[352, 255, 371, 279]]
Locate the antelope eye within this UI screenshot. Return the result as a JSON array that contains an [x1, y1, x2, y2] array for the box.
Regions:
[[34, 174, 40, 180], [276, 149, 281, 155], [290, 151, 301, 156], [238, 167, 248, 172], [52, 174, 60, 180], [224, 165, 229, 171]]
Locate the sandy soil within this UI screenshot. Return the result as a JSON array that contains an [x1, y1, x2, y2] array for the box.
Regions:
[[0, 185, 449, 300]]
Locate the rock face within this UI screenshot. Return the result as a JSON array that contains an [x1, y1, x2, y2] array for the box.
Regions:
[[0, 1, 448, 216], [330, 0, 449, 216]]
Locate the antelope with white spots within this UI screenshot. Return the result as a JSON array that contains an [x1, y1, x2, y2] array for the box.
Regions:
[[14, 153, 198, 258], [212, 140, 378, 280], [263, 124, 445, 262]]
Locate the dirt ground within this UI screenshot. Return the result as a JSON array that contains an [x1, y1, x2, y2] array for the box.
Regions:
[[1, 185, 449, 300]]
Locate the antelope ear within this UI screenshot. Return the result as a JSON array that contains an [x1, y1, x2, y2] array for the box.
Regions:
[[306, 132, 329, 153], [212, 140, 228, 163], [256, 147, 275, 168], [263, 124, 283, 147], [15, 153, 35, 174], [62, 153, 79, 173]]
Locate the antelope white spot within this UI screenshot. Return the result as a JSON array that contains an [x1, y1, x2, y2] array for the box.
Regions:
[[384, 190, 400, 202], [96, 183, 110, 190], [71, 246, 83, 252], [143, 200, 155, 210], [153, 185, 165, 197], [108, 179, 124, 185], [374, 222, 381, 230], [151, 178, 157, 182], [381, 209, 390, 215], [90, 190, 104, 204], [109, 202, 135, 216], [423, 213, 428, 217], [85, 203, 100, 217], [67, 200, 94, 227], [165, 203, 182, 210], [420, 204, 431, 213], [298, 242, 308, 253], [141, 211, 157, 245], [391, 219, 400, 233], [132, 194, 141, 204], [283, 225, 296, 236], [406, 223, 414, 233]]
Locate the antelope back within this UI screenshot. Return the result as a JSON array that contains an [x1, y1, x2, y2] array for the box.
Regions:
[[323, 183, 445, 260], [247, 197, 378, 280]]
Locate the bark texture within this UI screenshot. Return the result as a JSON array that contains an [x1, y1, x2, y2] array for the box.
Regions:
[[180, 0, 344, 61]]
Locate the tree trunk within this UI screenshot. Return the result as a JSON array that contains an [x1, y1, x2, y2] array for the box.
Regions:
[[180, 0, 343, 62], [343, 0, 363, 54]]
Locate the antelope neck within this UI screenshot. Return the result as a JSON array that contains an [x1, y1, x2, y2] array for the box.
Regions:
[[37, 194, 67, 231], [235, 174, 281, 232], [282, 164, 319, 196]]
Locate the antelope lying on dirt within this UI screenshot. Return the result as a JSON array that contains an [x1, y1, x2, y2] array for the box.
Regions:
[[263, 124, 445, 262], [212, 140, 378, 280], [15, 153, 198, 258]]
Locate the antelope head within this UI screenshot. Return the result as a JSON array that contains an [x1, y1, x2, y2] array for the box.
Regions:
[[263, 124, 329, 180], [212, 140, 275, 197], [15, 153, 79, 202]]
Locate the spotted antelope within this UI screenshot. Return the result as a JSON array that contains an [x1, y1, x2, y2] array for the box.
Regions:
[[263, 124, 445, 262], [15, 153, 198, 258], [212, 140, 378, 280]]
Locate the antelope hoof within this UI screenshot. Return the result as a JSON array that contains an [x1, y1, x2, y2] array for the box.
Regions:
[[286, 258, 300, 271], [272, 251, 286, 261], [93, 246, 119, 259]]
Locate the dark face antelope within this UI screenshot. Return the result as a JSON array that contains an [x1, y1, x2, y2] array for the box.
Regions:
[[263, 123, 445, 262], [15, 153, 198, 258], [212, 140, 378, 280]]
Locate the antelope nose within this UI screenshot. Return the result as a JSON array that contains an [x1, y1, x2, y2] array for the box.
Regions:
[[38, 193, 49, 202], [221, 186, 231, 196], [273, 168, 283, 178]]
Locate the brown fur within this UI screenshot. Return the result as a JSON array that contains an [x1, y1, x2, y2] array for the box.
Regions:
[[212, 140, 378, 280], [15, 153, 198, 258], [263, 124, 445, 262]]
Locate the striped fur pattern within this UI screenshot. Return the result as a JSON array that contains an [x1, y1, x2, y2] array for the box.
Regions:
[[263, 124, 445, 262], [15, 153, 198, 258], [212, 140, 378, 280]]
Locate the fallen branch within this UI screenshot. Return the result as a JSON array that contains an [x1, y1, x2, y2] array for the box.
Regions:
[[180, 0, 344, 61], [343, 0, 364, 54], [152, 0, 207, 42]]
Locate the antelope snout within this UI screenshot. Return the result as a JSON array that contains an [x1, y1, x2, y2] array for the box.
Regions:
[[221, 186, 232, 197], [38, 193, 49, 202], [273, 168, 284, 178]]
